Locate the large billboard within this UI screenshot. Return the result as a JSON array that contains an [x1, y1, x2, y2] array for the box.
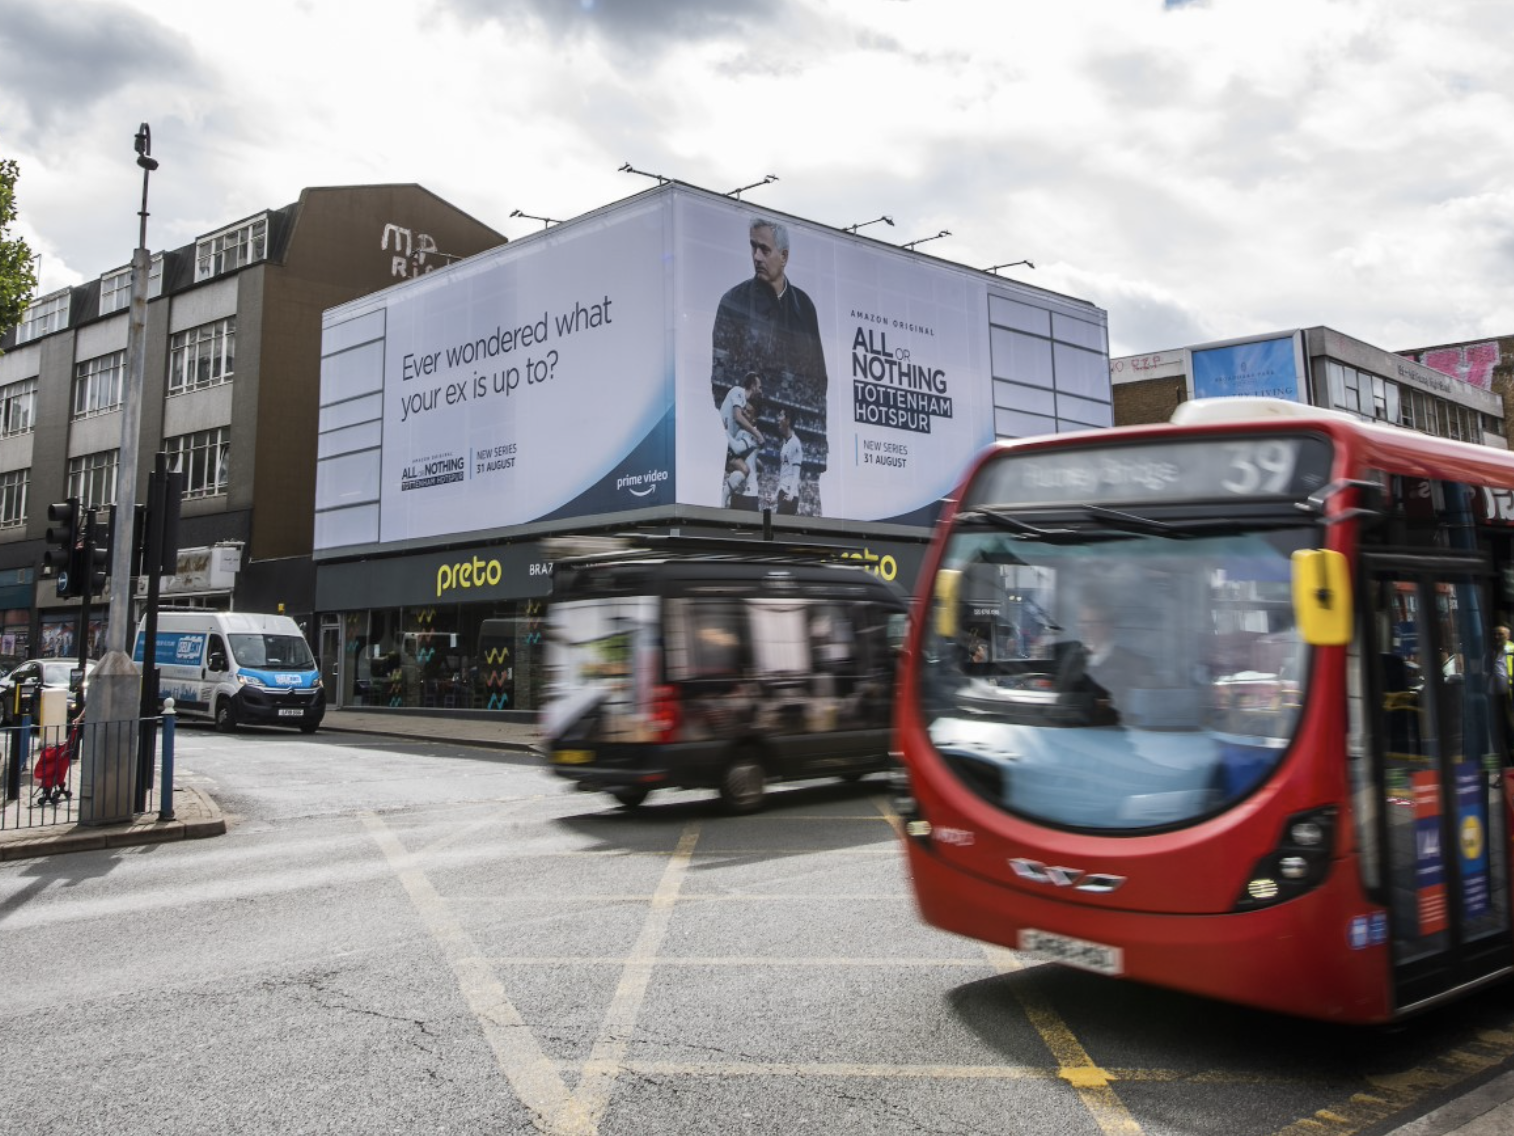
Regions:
[[1190, 334, 1304, 402], [316, 184, 1100, 554]]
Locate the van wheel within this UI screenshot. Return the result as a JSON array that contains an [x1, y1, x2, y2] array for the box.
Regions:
[[215, 698, 239, 733], [610, 787, 650, 809], [719, 752, 767, 814]]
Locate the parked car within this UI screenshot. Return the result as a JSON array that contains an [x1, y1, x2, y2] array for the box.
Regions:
[[0, 658, 96, 726]]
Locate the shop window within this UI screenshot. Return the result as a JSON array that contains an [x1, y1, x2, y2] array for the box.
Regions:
[[1, 610, 29, 663]]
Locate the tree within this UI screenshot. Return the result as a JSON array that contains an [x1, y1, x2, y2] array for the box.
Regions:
[[0, 157, 40, 350]]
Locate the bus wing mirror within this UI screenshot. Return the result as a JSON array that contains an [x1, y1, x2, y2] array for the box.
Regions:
[[1292, 550, 1352, 646], [934, 570, 962, 641]]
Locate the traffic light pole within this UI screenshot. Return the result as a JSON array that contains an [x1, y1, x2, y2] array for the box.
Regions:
[[75, 506, 96, 701]]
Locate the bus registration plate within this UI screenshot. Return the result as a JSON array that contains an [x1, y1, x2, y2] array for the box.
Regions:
[[1018, 929, 1124, 976], [553, 750, 594, 765]]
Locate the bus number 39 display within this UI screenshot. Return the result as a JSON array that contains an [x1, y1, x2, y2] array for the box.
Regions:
[[893, 396, 1514, 1023]]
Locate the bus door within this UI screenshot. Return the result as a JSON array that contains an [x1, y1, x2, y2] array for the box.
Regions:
[[1365, 559, 1513, 1011]]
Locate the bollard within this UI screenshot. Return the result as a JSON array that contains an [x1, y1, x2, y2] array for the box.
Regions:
[[157, 698, 176, 822], [3, 719, 19, 802]]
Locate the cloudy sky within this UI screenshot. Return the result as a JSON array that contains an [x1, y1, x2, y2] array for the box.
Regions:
[[2, 0, 1510, 358]]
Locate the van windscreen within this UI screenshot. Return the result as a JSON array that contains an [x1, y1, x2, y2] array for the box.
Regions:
[[229, 634, 315, 670]]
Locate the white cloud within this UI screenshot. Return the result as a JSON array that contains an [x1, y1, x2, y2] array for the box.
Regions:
[[2, 0, 1511, 357]]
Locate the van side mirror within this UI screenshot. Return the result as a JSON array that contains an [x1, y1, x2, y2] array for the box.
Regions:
[[934, 570, 962, 641], [208, 651, 228, 672], [1292, 549, 1352, 646]]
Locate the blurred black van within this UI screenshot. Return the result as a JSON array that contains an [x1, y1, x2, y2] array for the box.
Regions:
[[541, 536, 909, 812]]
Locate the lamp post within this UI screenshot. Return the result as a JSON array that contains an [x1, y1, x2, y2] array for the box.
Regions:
[[81, 123, 157, 825], [844, 215, 893, 234], [987, 259, 1035, 273]]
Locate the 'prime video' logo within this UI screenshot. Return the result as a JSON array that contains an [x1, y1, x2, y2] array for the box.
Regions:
[[616, 468, 669, 498]]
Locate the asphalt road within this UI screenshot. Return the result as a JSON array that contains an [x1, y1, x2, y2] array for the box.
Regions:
[[3, 726, 1514, 1135]]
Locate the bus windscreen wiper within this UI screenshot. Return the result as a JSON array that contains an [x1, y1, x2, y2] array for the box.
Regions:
[[1074, 505, 1185, 537], [953, 507, 1077, 539]]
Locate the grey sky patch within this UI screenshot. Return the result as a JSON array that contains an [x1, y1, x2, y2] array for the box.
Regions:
[[0, 2, 206, 145], [443, 0, 777, 50]]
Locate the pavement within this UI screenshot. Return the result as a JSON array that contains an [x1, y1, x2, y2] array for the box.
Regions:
[[1, 708, 1511, 1134]]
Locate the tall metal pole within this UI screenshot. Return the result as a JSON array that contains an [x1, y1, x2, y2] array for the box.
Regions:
[[81, 123, 157, 826]]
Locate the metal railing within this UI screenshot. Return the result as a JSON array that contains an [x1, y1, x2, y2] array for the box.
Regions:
[[1, 709, 178, 831]]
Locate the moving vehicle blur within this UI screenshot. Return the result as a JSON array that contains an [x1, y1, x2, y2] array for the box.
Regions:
[[541, 535, 908, 812]]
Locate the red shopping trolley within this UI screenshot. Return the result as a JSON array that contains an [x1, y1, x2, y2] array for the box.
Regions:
[[33, 726, 78, 805]]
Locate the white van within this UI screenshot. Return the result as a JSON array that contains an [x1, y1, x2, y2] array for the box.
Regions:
[[134, 610, 326, 733]]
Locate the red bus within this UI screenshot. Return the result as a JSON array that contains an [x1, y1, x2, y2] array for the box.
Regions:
[[894, 396, 1514, 1022]]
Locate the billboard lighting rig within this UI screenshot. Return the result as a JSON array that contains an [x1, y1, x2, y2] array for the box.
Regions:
[[902, 230, 951, 251]]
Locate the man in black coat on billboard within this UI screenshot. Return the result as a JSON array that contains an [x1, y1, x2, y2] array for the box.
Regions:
[[711, 215, 828, 514]]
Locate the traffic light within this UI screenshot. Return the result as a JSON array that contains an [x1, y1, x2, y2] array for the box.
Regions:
[[44, 498, 81, 599], [83, 511, 110, 596]]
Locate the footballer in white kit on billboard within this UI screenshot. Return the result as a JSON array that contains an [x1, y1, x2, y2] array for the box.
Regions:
[[379, 197, 674, 542], [675, 195, 994, 526]]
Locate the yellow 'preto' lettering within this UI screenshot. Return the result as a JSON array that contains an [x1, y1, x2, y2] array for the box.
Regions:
[[437, 556, 504, 597], [837, 549, 898, 582]]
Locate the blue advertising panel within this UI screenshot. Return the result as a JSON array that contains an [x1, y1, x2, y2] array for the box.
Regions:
[[133, 630, 207, 667], [1456, 762, 1490, 918], [1191, 336, 1302, 402]]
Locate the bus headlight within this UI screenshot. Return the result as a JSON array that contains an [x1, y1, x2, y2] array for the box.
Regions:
[[890, 753, 932, 845], [1234, 806, 1336, 911]]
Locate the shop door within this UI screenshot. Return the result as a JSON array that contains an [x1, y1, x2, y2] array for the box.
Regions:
[[319, 617, 343, 709], [1367, 562, 1513, 1011]]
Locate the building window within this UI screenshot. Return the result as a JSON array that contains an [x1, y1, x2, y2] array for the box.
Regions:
[[166, 427, 229, 498], [0, 469, 28, 529], [73, 351, 126, 419], [97, 257, 163, 313], [195, 216, 267, 281], [15, 289, 70, 345], [100, 268, 131, 316], [168, 318, 236, 394], [1328, 361, 1406, 429], [67, 450, 118, 509], [0, 377, 37, 437]]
